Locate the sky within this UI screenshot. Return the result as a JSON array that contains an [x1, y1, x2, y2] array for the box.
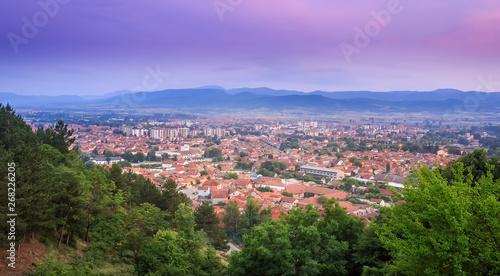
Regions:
[[1, 0, 500, 96]]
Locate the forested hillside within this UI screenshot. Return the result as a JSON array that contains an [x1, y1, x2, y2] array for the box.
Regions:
[[0, 103, 499, 275], [0, 104, 224, 275]]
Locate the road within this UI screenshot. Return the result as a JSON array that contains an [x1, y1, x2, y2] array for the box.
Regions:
[[179, 187, 198, 201]]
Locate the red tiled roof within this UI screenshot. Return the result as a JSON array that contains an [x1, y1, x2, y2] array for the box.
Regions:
[[211, 189, 229, 199], [370, 198, 383, 203], [336, 201, 359, 213], [379, 188, 394, 197], [281, 196, 296, 203]]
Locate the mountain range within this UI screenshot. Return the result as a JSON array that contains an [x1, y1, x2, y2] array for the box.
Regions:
[[1, 87, 499, 116]]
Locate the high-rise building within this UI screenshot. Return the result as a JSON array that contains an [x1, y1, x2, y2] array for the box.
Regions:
[[179, 128, 190, 137]]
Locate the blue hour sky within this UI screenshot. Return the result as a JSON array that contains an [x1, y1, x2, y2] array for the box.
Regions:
[[1, 0, 500, 95]]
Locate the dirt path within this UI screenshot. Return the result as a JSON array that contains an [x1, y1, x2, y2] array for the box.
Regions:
[[0, 239, 48, 276]]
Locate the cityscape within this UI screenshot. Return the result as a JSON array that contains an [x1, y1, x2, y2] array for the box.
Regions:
[[1, 0, 500, 275]]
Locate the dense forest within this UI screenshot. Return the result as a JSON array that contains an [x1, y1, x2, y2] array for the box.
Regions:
[[1, 103, 499, 275]]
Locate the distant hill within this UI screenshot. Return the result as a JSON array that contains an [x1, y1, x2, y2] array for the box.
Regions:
[[1, 87, 499, 115]]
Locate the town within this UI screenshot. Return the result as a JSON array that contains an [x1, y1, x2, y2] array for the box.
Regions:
[[41, 117, 494, 229]]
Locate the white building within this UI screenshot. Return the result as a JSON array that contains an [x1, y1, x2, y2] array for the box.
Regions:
[[91, 157, 124, 165], [299, 165, 345, 180], [197, 186, 210, 197]]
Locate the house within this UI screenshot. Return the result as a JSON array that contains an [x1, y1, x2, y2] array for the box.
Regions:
[[204, 179, 222, 189], [374, 174, 407, 189], [296, 192, 348, 207], [283, 185, 348, 200], [211, 189, 229, 205], [336, 201, 372, 216], [370, 198, 391, 207], [162, 160, 174, 169], [176, 159, 189, 165], [197, 186, 210, 197], [281, 196, 298, 207], [255, 177, 288, 191], [379, 188, 394, 197], [246, 189, 263, 200], [237, 179, 253, 189]]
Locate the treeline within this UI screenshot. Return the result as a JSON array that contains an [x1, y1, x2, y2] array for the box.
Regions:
[[400, 142, 440, 154], [0, 104, 224, 275]]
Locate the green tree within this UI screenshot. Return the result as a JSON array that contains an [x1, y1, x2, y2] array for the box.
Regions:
[[342, 178, 360, 192], [84, 160, 95, 170], [117, 160, 132, 168], [204, 148, 222, 158], [458, 137, 470, 146], [122, 150, 134, 162], [134, 152, 145, 163], [377, 163, 500, 275], [256, 186, 273, 193], [222, 200, 240, 232], [318, 195, 328, 204], [80, 151, 91, 163], [237, 196, 270, 236], [158, 179, 191, 220], [120, 203, 169, 262], [161, 152, 170, 161], [235, 161, 253, 170], [228, 203, 362, 276], [195, 201, 229, 251], [260, 161, 287, 174], [353, 213, 393, 275], [36, 120, 75, 154], [440, 149, 500, 183], [147, 150, 157, 161], [257, 168, 272, 177], [83, 166, 116, 242], [224, 172, 239, 180]]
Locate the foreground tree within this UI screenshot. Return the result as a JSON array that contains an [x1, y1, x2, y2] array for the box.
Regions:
[[158, 178, 191, 219], [36, 120, 75, 154], [377, 163, 500, 275], [228, 201, 364, 276], [237, 196, 271, 236], [222, 200, 240, 233], [440, 149, 500, 183], [195, 201, 229, 251]]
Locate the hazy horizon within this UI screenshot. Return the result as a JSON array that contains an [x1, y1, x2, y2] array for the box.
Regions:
[[2, 86, 490, 98]]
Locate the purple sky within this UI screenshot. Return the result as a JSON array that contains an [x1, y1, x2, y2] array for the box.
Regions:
[[1, 0, 500, 95]]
